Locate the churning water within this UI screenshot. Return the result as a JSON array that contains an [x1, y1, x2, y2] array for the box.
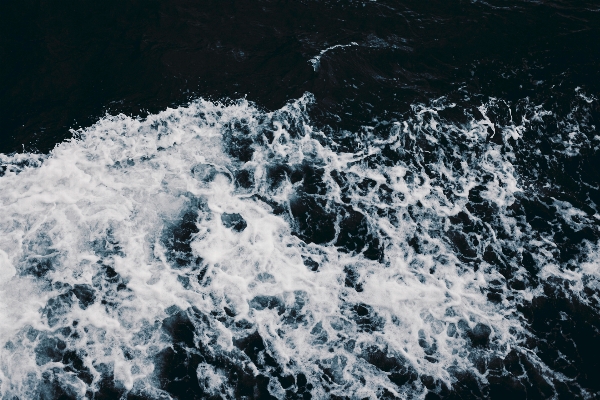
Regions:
[[1, 88, 599, 398], [1, 0, 599, 398]]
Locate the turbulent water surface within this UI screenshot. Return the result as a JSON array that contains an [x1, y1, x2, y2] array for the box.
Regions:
[[0, 1, 599, 399]]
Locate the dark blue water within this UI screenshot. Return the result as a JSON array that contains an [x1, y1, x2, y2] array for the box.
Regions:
[[0, 1, 599, 399]]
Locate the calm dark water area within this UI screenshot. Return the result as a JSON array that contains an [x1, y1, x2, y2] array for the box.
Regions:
[[0, 1, 599, 399], [2, 0, 598, 152]]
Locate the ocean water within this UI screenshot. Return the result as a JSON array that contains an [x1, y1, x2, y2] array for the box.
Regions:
[[0, 1, 599, 399]]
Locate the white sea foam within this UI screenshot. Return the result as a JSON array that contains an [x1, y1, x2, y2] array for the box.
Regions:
[[309, 42, 359, 71], [0, 93, 596, 398]]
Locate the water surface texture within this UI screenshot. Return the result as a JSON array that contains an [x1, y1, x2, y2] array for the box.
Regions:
[[0, 1, 599, 399]]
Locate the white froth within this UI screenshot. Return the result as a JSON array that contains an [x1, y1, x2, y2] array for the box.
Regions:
[[309, 42, 359, 71], [0, 92, 596, 398]]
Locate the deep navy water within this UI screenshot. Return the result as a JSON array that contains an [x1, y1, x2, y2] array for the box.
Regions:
[[0, 1, 599, 399]]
